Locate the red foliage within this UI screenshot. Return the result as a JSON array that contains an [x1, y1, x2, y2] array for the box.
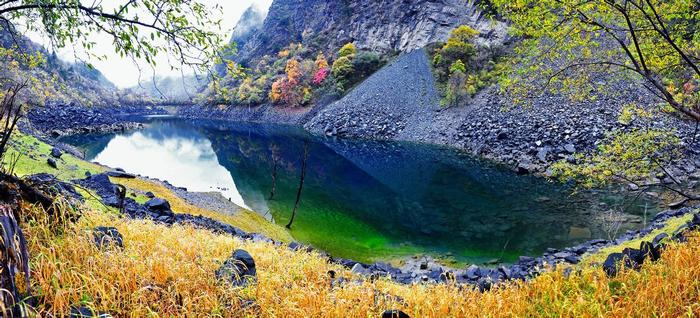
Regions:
[[312, 67, 329, 86]]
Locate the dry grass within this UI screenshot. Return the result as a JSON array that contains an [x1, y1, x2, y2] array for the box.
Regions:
[[22, 198, 700, 317], [110, 177, 293, 243]]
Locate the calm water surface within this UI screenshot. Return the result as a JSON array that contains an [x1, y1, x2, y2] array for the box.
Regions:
[[62, 118, 658, 264]]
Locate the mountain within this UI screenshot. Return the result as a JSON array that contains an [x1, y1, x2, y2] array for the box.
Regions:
[[0, 26, 118, 106], [120, 75, 208, 104], [232, 0, 508, 66]]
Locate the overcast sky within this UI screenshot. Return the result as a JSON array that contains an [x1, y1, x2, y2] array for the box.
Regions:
[[26, 0, 272, 88]]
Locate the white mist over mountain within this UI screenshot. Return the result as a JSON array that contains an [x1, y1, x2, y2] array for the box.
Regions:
[[25, 0, 272, 88]]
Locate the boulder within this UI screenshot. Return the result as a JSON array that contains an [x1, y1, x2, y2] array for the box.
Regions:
[[50, 147, 63, 158], [639, 241, 660, 262], [75, 174, 120, 207], [145, 191, 155, 198], [69, 306, 112, 317], [93, 227, 124, 249], [106, 170, 136, 179], [381, 310, 410, 318], [47, 158, 58, 169], [215, 249, 257, 287], [603, 252, 635, 277], [145, 198, 172, 214]]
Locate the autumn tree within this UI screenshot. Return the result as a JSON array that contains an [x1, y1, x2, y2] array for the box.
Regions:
[[494, 0, 700, 197], [493, 0, 700, 121]]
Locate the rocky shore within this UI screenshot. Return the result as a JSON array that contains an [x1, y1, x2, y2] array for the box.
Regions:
[[27, 102, 166, 136]]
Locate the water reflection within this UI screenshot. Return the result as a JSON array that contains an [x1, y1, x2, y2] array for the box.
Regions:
[[73, 122, 248, 209], [63, 118, 658, 264]]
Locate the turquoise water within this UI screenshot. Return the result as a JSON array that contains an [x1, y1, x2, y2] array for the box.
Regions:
[[62, 117, 658, 264]]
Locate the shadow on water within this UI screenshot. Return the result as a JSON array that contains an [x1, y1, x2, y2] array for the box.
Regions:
[[62, 118, 659, 264]]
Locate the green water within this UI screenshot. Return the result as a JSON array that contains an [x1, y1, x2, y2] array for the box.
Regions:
[[63, 118, 658, 264]]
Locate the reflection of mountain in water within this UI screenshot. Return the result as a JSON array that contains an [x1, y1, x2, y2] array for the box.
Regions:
[[64, 118, 659, 262], [199, 119, 656, 259]]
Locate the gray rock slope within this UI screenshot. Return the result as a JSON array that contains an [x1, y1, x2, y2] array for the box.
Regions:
[[305, 49, 441, 140]]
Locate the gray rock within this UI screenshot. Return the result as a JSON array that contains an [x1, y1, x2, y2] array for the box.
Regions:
[[47, 158, 58, 169], [50, 147, 63, 158], [216, 249, 257, 287], [93, 227, 124, 249]]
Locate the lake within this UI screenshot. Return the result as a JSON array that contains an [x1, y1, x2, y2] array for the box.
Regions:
[[62, 117, 658, 264]]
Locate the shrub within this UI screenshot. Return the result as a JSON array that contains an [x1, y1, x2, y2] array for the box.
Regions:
[[312, 67, 330, 86], [331, 56, 354, 90], [352, 51, 384, 80], [337, 43, 357, 59]]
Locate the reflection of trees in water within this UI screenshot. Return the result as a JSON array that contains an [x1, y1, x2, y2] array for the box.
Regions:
[[94, 118, 659, 260]]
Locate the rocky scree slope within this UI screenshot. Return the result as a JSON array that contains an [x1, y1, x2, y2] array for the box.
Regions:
[[232, 0, 508, 65], [305, 49, 441, 139], [304, 47, 700, 178]]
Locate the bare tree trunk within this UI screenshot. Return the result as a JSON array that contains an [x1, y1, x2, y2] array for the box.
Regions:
[[286, 142, 310, 229], [268, 160, 278, 200]]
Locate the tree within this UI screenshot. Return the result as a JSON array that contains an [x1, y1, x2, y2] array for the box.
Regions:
[[443, 60, 468, 107], [286, 141, 310, 229], [331, 56, 354, 91], [493, 0, 700, 121], [315, 52, 329, 70], [337, 43, 357, 59]]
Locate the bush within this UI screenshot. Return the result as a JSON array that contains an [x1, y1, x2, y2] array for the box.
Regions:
[[337, 43, 357, 59], [352, 51, 384, 80], [331, 56, 354, 90]]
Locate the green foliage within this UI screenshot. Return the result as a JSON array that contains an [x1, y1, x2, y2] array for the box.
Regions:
[[430, 25, 497, 106], [351, 51, 384, 81], [337, 43, 357, 59], [331, 56, 355, 91], [550, 129, 680, 188], [492, 0, 700, 119]]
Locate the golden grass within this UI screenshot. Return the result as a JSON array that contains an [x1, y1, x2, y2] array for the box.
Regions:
[[23, 199, 700, 317], [109, 177, 293, 243], [583, 212, 695, 264]]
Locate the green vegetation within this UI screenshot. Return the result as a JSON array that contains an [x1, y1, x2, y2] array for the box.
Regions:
[[208, 42, 387, 107], [430, 25, 502, 107], [492, 0, 700, 120]]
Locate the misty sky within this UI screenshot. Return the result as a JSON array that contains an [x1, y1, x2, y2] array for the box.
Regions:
[[26, 0, 273, 88]]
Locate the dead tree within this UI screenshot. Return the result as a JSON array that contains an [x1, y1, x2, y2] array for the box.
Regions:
[[268, 143, 280, 200], [286, 141, 310, 229]]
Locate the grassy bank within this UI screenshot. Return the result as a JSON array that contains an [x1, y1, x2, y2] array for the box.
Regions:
[[22, 202, 700, 317]]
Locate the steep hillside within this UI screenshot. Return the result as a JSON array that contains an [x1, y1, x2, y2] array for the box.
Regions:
[[232, 0, 508, 65], [0, 26, 118, 107]]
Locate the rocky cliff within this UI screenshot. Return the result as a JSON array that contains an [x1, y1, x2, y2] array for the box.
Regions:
[[233, 0, 507, 65]]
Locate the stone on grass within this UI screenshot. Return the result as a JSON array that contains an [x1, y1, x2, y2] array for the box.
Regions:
[[50, 147, 63, 158], [216, 249, 257, 287], [93, 226, 124, 249], [145, 198, 172, 214], [47, 158, 58, 169], [381, 309, 410, 318]]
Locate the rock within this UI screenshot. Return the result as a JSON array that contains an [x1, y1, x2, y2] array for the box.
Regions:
[[564, 144, 576, 154], [537, 148, 548, 162], [145, 191, 155, 198], [497, 132, 508, 140], [603, 252, 636, 277], [639, 241, 661, 262], [382, 310, 410, 318], [69, 306, 112, 317], [106, 170, 136, 179], [652, 233, 669, 245], [50, 147, 63, 158], [465, 264, 480, 280], [47, 158, 58, 169], [145, 198, 172, 214], [216, 249, 257, 287], [93, 227, 124, 249], [351, 263, 369, 275]]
